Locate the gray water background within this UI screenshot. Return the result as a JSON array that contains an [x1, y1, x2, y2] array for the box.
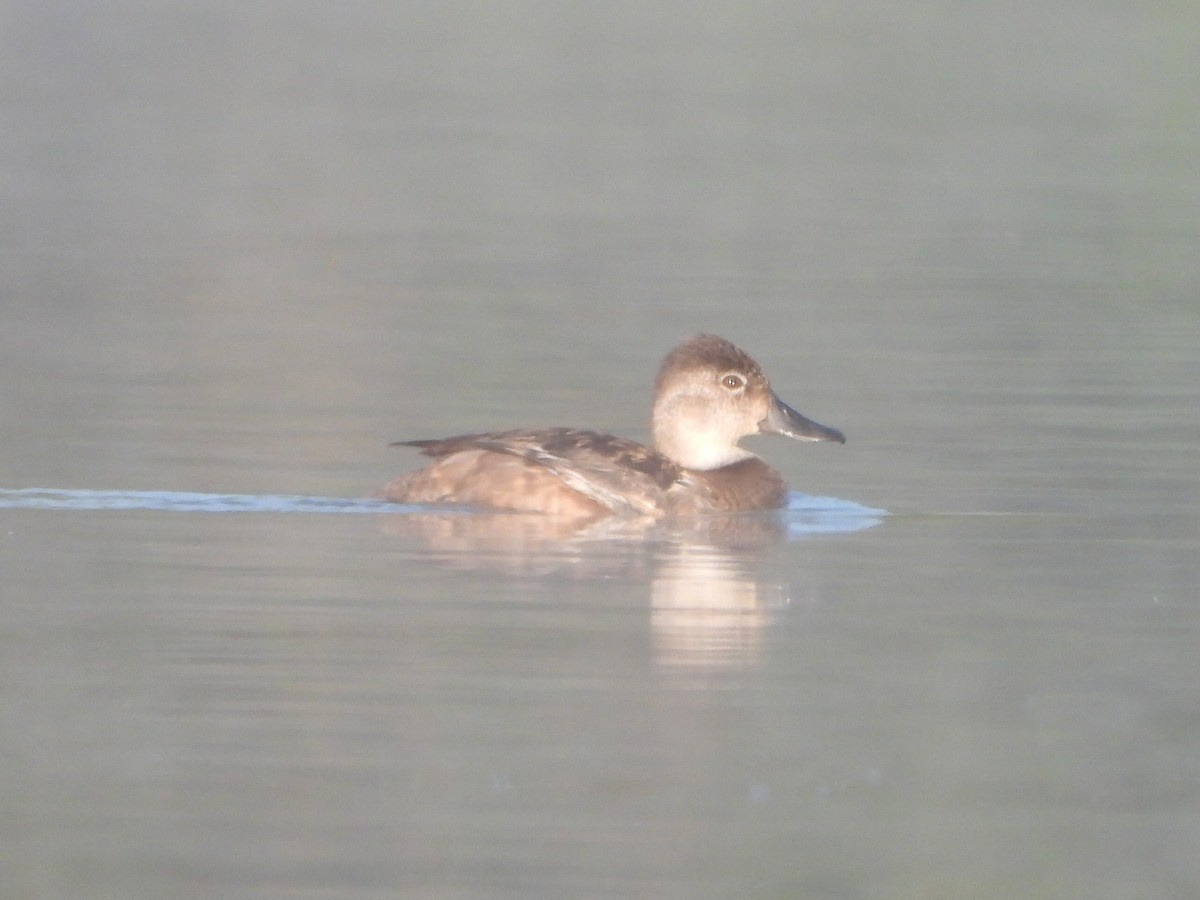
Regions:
[[2, 4, 1198, 898]]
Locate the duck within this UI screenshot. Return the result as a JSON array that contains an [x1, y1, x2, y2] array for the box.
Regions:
[[376, 334, 845, 519]]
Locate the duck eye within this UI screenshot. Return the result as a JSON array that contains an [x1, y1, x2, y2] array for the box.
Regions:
[[722, 373, 745, 390]]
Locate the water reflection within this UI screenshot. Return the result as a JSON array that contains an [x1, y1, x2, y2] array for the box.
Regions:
[[381, 492, 883, 671], [650, 543, 786, 671], [382, 508, 783, 669]]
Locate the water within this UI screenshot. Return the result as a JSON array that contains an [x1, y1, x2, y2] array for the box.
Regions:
[[3, 3, 1199, 898]]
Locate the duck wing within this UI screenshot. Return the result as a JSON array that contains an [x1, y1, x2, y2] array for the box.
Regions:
[[395, 428, 681, 516]]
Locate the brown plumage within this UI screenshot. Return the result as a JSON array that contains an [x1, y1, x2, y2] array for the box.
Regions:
[[376, 335, 844, 519]]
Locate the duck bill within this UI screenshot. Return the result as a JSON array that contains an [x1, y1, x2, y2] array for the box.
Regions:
[[760, 393, 846, 444]]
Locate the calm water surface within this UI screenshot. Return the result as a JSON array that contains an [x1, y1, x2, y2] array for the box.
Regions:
[[3, 4, 1198, 899]]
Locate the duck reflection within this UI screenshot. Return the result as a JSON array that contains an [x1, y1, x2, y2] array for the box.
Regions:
[[649, 543, 790, 671], [380, 507, 819, 670]]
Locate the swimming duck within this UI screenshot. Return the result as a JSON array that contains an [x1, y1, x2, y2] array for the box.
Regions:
[[377, 334, 845, 518]]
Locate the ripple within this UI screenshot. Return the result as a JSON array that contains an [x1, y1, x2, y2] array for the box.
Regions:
[[781, 492, 888, 535], [0, 487, 886, 534], [0, 488, 402, 514]]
